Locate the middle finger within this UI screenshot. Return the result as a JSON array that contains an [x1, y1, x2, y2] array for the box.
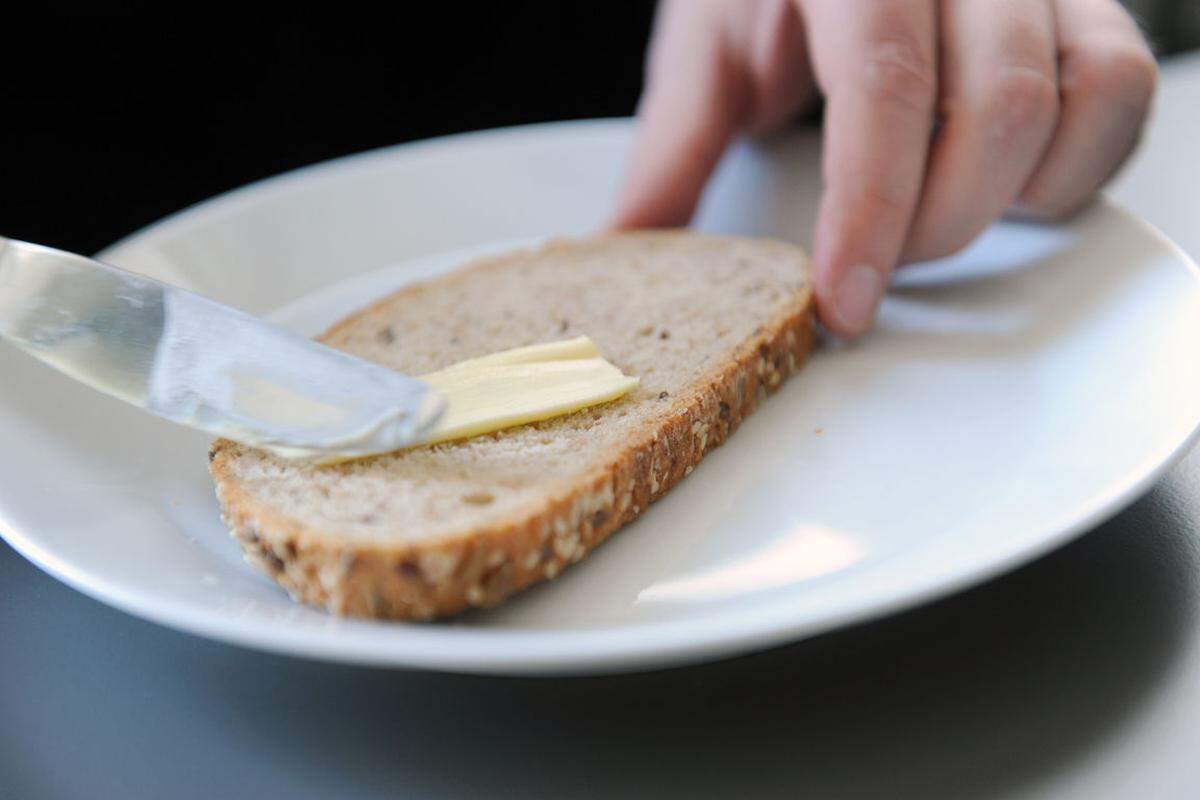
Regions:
[[902, 0, 1059, 263]]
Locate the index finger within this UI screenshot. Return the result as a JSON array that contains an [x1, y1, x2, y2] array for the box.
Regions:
[[800, 0, 937, 336]]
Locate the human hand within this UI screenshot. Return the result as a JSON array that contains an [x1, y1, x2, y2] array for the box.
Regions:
[[612, 0, 1157, 336]]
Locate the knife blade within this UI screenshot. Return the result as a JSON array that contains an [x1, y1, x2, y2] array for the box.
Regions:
[[0, 236, 444, 458]]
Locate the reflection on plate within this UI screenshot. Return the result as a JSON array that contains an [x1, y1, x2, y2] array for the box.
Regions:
[[637, 525, 867, 605]]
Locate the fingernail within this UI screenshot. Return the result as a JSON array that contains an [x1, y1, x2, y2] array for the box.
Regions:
[[833, 265, 884, 334]]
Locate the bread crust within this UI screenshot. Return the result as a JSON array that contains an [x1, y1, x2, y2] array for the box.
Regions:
[[208, 233, 815, 620]]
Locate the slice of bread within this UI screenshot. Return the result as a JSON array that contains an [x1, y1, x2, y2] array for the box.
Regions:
[[208, 232, 815, 619]]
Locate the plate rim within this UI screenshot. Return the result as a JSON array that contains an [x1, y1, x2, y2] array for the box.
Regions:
[[3, 119, 1200, 675]]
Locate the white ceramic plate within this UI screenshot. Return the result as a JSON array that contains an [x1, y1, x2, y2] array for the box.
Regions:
[[3, 120, 1200, 675]]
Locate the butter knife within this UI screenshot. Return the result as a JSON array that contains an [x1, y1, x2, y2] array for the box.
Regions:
[[0, 236, 444, 458]]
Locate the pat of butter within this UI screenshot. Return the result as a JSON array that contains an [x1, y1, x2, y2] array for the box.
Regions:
[[418, 336, 638, 445], [257, 336, 638, 462]]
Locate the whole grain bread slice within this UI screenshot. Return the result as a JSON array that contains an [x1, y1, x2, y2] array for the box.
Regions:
[[209, 232, 815, 619]]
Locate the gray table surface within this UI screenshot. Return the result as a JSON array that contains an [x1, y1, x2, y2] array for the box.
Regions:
[[4, 52, 1200, 800]]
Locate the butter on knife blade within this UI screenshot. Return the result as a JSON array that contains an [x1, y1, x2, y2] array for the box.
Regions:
[[264, 336, 638, 462]]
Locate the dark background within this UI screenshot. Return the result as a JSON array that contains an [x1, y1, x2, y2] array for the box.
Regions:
[[1, 2, 1196, 257], [0, 6, 655, 255]]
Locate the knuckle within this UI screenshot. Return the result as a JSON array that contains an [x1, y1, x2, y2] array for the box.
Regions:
[[1062, 37, 1158, 111], [1005, 11, 1051, 54], [859, 35, 937, 114], [986, 65, 1060, 147], [861, 179, 915, 222]]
